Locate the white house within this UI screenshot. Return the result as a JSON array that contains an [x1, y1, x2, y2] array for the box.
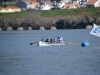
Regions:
[[86, 0, 100, 8], [71, 0, 89, 4], [39, 3, 52, 10], [68, 0, 89, 8], [38, 1, 53, 10]]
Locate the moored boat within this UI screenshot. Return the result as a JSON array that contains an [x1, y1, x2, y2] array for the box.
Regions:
[[38, 41, 67, 46]]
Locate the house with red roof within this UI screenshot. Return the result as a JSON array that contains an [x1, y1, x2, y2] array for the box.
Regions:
[[0, 6, 21, 13], [5, 6, 21, 12], [86, 0, 100, 8], [62, 3, 80, 9]]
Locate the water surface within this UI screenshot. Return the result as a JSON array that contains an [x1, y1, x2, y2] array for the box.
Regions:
[[0, 29, 100, 75]]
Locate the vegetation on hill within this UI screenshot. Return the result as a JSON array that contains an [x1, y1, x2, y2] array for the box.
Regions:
[[0, 7, 100, 30]]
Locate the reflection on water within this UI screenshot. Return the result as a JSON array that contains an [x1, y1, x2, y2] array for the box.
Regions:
[[0, 30, 100, 75]]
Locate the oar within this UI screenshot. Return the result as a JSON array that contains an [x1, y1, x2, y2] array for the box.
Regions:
[[30, 42, 38, 45]]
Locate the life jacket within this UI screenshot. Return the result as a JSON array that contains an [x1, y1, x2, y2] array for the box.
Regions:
[[58, 36, 63, 42], [53, 39, 57, 42]]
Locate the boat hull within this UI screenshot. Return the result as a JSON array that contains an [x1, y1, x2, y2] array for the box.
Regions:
[[38, 41, 66, 46]]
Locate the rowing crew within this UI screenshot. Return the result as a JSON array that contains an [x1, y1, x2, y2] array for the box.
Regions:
[[41, 34, 64, 43]]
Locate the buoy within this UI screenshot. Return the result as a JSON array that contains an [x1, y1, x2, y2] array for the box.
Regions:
[[81, 41, 89, 47]]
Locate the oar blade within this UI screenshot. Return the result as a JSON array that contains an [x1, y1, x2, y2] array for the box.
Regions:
[[30, 43, 33, 45], [30, 42, 39, 45]]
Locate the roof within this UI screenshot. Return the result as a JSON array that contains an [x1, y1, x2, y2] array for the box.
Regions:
[[4, 6, 20, 10], [63, 4, 79, 9], [22, 0, 37, 3], [45, 1, 53, 5], [86, 0, 98, 4], [21, 0, 38, 6]]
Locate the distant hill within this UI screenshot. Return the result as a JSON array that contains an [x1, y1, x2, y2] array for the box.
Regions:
[[0, 7, 100, 30]]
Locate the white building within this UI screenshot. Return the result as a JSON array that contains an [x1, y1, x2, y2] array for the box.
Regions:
[[38, 1, 53, 10]]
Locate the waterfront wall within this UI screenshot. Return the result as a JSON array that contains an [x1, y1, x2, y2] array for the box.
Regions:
[[0, 26, 57, 31], [0, 25, 94, 31]]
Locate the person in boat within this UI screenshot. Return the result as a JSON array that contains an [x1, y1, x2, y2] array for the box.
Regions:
[[57, 34, 63, 43], [53, 38, 57, 43], [45, 38, 49, 42], [50, 38, 53, 43], [41, 38, 44, 41]]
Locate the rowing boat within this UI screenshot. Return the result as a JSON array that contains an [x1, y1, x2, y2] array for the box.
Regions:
[[38, 41, 67, 46]]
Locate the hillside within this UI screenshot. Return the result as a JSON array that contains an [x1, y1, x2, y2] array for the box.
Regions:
[[0, 7, 100, 30]]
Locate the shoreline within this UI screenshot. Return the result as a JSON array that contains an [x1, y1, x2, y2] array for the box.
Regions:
[[0, 25, 92, 31]]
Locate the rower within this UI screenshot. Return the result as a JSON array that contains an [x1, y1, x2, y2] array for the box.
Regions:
[[50, 38, 53, 43], [41, 38, 44, 41], [57, 34, 63, 43], [45, 38, 49, 42], [53, 38, 57, 43]]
